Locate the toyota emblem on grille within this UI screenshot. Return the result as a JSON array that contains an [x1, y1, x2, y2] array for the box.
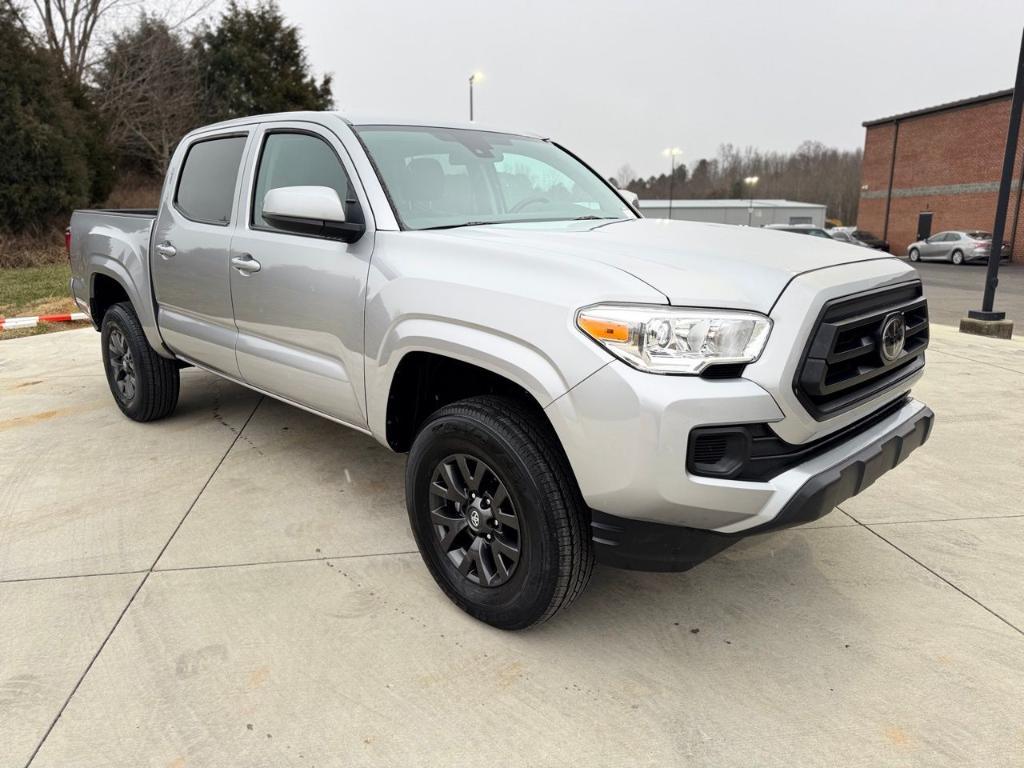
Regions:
[[879, 312, 906, 363]]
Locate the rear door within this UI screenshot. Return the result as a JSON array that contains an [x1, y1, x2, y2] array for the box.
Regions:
[[227, 121, 374, 427], [152, 131, 251, 375]]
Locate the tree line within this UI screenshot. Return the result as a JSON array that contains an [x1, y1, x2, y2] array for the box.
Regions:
[[1, 0, 332, 235], [612, 141, 863, 224]]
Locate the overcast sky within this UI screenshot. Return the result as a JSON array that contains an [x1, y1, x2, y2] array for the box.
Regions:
[[278, 0, 1024, 180]]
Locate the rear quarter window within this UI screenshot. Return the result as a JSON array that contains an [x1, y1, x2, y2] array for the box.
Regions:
[[175, 135, 247, 225]]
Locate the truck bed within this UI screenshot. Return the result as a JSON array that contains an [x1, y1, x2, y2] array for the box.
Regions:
[[68, 207, 163, 353]]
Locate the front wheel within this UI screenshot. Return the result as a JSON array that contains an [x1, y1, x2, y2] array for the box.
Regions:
[[405, 395, 593, 629], [101, 302, 180, 422], [951, 250, 965, 265], [908, 248, 920, 262]]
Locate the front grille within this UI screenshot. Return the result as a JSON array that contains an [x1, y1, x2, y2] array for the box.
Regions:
[[795, 282, 929, 420]]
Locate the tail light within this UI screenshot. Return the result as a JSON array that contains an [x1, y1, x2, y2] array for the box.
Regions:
[[64, 228, 71, 260]]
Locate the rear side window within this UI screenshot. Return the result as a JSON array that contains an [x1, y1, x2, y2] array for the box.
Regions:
[[175, 135, 247, 225], [252, 132, 352, 231]]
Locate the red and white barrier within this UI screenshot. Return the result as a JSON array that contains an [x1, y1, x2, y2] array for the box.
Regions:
[[0, 312, 89, 331]]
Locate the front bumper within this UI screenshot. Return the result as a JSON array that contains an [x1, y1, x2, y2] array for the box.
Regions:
[[590, 403, 933, 571], [543, 261, 931, 550]]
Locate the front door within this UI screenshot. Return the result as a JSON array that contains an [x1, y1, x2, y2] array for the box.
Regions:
[[152, 132, 250, 376], [228, 124, 373, 428], [916, 212, 933, 242]]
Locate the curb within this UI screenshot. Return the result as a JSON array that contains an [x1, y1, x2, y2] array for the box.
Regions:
[[0, 312, 90, 331]]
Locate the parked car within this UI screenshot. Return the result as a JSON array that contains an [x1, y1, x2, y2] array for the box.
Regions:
[[67, 112, 933, 629], [907, 230, 1011, 265], [764, 224, 834, 239], [834, 227, 890, 252], [827, 229, 872, 247]]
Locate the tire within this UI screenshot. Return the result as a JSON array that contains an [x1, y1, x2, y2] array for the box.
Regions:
[[951, 250, 964, 266], [908, 248, 920, 262], [405, 395, 594, 630], [100, 302, 180, 422]]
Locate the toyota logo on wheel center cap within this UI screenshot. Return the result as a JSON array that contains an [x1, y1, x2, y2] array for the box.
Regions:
[[879, 312, 906, 363], [469, 510, 481, 528]]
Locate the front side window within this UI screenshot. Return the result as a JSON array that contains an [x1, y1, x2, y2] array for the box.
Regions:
[[355, 125, 635, 230], [175, 135, 247, 224], [252, 132, 352, 230]]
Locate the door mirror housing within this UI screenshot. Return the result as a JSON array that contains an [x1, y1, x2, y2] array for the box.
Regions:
[[261, 186, 365, 243], [617, 189, 640, 207]]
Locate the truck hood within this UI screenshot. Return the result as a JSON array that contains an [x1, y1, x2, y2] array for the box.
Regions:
[[435, 218, 896, 313]]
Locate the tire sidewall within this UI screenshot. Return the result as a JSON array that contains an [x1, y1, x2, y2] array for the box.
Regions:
[[406, 413, 559, 628], [100, 305, 144, 419]]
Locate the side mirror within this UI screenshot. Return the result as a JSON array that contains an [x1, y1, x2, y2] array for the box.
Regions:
[[262, 186, 365, 243], [617, 189, 640, 207]]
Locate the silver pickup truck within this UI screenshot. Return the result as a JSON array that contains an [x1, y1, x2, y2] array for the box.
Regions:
[[69, 112, 933, 629]]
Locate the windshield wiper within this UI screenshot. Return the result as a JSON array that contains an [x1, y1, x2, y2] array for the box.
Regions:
[[418, 216, 625, 231], [418, 221, 505, 231]]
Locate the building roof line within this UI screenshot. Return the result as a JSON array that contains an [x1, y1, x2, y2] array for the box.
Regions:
[[636, 199, 824, 209], [862, 88, 1013, 127]]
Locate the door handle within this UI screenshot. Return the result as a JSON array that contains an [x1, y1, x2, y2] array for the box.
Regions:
[[155, 242, 176, 259], [231, 254, 261, 274]]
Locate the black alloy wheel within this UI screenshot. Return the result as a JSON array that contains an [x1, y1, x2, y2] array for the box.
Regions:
[[100, 301, 180, 422], [429, 453, 522, 587], [406, 395, 594, 629], [106, 326, 137, 402]]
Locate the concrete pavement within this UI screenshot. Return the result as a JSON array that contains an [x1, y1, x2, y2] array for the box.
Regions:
[[1, 326, 1022, 767], [907, 261, 1023, 328]]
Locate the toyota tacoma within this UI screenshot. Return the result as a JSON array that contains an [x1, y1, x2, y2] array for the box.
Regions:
[[68, 112, 933, 629]]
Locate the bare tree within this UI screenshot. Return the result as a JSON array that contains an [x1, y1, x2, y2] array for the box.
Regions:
[[613, 164, 638, 188], [3, 0, 210, 88], [623, 143, 863, 223], [93, 15, 199, 172]]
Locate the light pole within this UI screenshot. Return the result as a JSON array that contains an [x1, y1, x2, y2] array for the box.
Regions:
[[662, 147, 682, 218], [469, 72, 484, 121], [744, 176, 759, 226], [965, 27, 1023, 335]]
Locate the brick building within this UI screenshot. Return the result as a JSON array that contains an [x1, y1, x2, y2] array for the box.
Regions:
[[858, 89, 1024, 262]]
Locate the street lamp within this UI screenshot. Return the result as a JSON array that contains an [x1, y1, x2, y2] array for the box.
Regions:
[[662, 147, 682, 218], [744, 176, 759, 226], [469, 72, 484, 121]]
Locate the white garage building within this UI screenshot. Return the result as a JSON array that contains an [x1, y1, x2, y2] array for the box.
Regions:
[[636, 199, 826, 228]]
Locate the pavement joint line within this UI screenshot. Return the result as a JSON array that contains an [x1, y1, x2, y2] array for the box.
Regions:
[[22, 395, 264, 768], [0, 568, 148, 586], [153, 549, 421, 574], [837, 505, 1024, 639], [865, 512, 1024, 526], [928, 347, 1024, 377]]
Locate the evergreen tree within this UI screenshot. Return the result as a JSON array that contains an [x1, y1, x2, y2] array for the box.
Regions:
[[0, 6, 93, 232], [193, 1, 333, 123]]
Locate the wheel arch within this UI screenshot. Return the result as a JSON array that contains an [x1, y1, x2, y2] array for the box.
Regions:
[[382, 347, 561, 452], [90, 270, 132, 326], [88, 260, 171, 357], [372, 317, 591, 452]]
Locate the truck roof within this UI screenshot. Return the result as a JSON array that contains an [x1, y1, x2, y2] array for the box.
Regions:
[[187, 111, 546, 141]]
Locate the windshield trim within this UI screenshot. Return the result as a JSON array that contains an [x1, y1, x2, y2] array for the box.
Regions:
[[351, 124, 641, 232]]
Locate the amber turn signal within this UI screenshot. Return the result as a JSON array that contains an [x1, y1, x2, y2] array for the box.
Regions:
[[577, 314, 630, 342]]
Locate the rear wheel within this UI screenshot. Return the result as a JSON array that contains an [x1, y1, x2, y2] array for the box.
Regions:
[[951, 250, 965, 265], [101, 302, 179, 422], [406, 395, 593, 629], [908, 248, 920, 262]]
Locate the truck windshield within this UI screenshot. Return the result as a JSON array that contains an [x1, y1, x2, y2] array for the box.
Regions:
[[355, 125, 635, 230]]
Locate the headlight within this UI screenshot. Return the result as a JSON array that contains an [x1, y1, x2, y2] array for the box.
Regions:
[[576, 304, 772, 374]]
